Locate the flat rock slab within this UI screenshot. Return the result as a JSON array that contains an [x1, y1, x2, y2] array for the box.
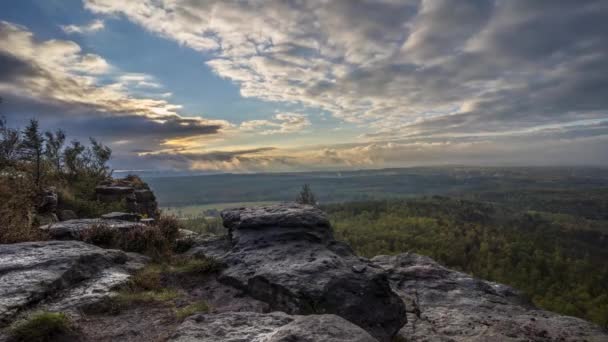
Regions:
[[170, 312, 378, 342], [221, 203, 330, 230], [372, 253, 608, 342], [0, 240, 146, 325], [200, 204, 406, 341], [101, 212, 142, 222], [39, 219, 145, 239]]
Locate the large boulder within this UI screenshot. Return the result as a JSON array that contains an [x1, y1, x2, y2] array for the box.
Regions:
[[0, 240, 146, 325], [170, 312, 377, 342], [95, 175, 158, 218], [39, 218, 145, 240], [372, 253, 608, 342], [191, 203, 406, 341]]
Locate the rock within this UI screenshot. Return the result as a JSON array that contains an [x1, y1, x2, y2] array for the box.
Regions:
[[95, 176, 159, 218], [38, 187, 58, 214], [101, 211, 141, 222], [0, 240, 147, 325], [372, 253, 608, 342], [194, 203, 406, 341], [169, 312, 378, 342], [39, 218, 145, 240], [58, 209, 77, 221]]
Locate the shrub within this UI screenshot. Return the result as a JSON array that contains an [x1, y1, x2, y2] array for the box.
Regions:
[[154, 214, 181, 242], [121, 225, 173, 261], [10, 311, 74, 342], [0, 175, 46, 244], [80, 224, 121, 248], [175, 301, 210, 320]]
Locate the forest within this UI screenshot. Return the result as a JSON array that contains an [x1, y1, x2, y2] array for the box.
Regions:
[[322, 195, 608, 328]]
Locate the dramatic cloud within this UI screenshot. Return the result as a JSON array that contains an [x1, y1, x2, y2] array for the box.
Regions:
[[3, 1, 608, 172], [84, 0, 608, 141], [0, 21, 230, 156]]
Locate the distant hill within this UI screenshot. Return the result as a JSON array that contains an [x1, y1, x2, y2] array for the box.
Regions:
[[145, 166, 608, 207]]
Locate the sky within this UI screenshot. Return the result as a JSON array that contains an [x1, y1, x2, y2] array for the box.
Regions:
[[0, 0, 607, 173]]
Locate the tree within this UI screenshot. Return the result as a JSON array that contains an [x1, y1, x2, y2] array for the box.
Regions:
[[63, 140, 86, 178], [20, 119, 45, 189], [88, 138, 112, 178], [44, 129, 66, 174], [0, 116, 21, 170], [296, 184, 317, 205]]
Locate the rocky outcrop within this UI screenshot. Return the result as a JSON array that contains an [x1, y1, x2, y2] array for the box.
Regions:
[[95, 175, 158, 218], [190, 203, 407, 341], [39, 218, 145, 240], [0, 240, 146, 325], [170, 312, 377, 342], [373, 253, 608, 342], [101, 211, 141, 222]]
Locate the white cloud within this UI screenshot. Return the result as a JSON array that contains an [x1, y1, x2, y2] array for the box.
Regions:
[[240, 112, 310, 135], [83, 0, 608, 141], [61, 19, 105, 34]]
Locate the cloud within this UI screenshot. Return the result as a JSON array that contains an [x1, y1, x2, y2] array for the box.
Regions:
[[83, 0, 608, 140], [240, 112, 310, 135], [0, 20, 230, 156], [61, 19, 105, 34]]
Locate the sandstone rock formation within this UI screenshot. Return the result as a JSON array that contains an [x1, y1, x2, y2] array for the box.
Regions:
[[0, 240, 146, 325], [373, 253, 608, 342], [101, 211, 142, 222], [190, 203, 407, 341], [39, 218, 145, 240], [95, 175, 158, 218], [170, 312, 377, 342]]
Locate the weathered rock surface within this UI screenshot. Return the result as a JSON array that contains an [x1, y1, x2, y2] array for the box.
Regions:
[[0, 240, 146, 325], [39, 218, 145, 239], [58, 209, 78, 221], [170, 312, 378, 342], [101, 211, 142, 222], [372, 253, 608, 342], [191, 203, 406, 341], [95, 175, 158, 218]]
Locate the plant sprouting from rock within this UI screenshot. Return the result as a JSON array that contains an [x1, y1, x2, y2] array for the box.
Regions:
[[296, 184, 317, 206]]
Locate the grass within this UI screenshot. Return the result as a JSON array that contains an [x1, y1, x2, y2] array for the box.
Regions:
[[10, 311, 74, 342], [169, 255, 224, 275], [174, 301, 210, 320], [87, 255, 221, 316]]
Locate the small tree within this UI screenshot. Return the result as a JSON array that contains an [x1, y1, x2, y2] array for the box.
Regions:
[[20, 119, 45, 189], [88, 138, 112, 178], [296, 184, 317, 206], [44, 129, 66, 174], [63, 140, 86, 179], [0, 116, 21, 170]]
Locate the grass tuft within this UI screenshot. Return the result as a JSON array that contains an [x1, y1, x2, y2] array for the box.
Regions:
[[10, 311, 74, 342], [174, 301, 210, 320]]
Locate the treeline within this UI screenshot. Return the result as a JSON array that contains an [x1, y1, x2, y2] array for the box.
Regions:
[[0, 115, 119, 242], [323, 196, 608, 327]]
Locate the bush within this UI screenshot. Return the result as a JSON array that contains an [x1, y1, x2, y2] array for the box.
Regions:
[[0, 175, 47, 244], [81, 214, 183, 261], [10, 311, 74, 342], [80, 224, 121, 248], [154, 214, 181, 242]]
